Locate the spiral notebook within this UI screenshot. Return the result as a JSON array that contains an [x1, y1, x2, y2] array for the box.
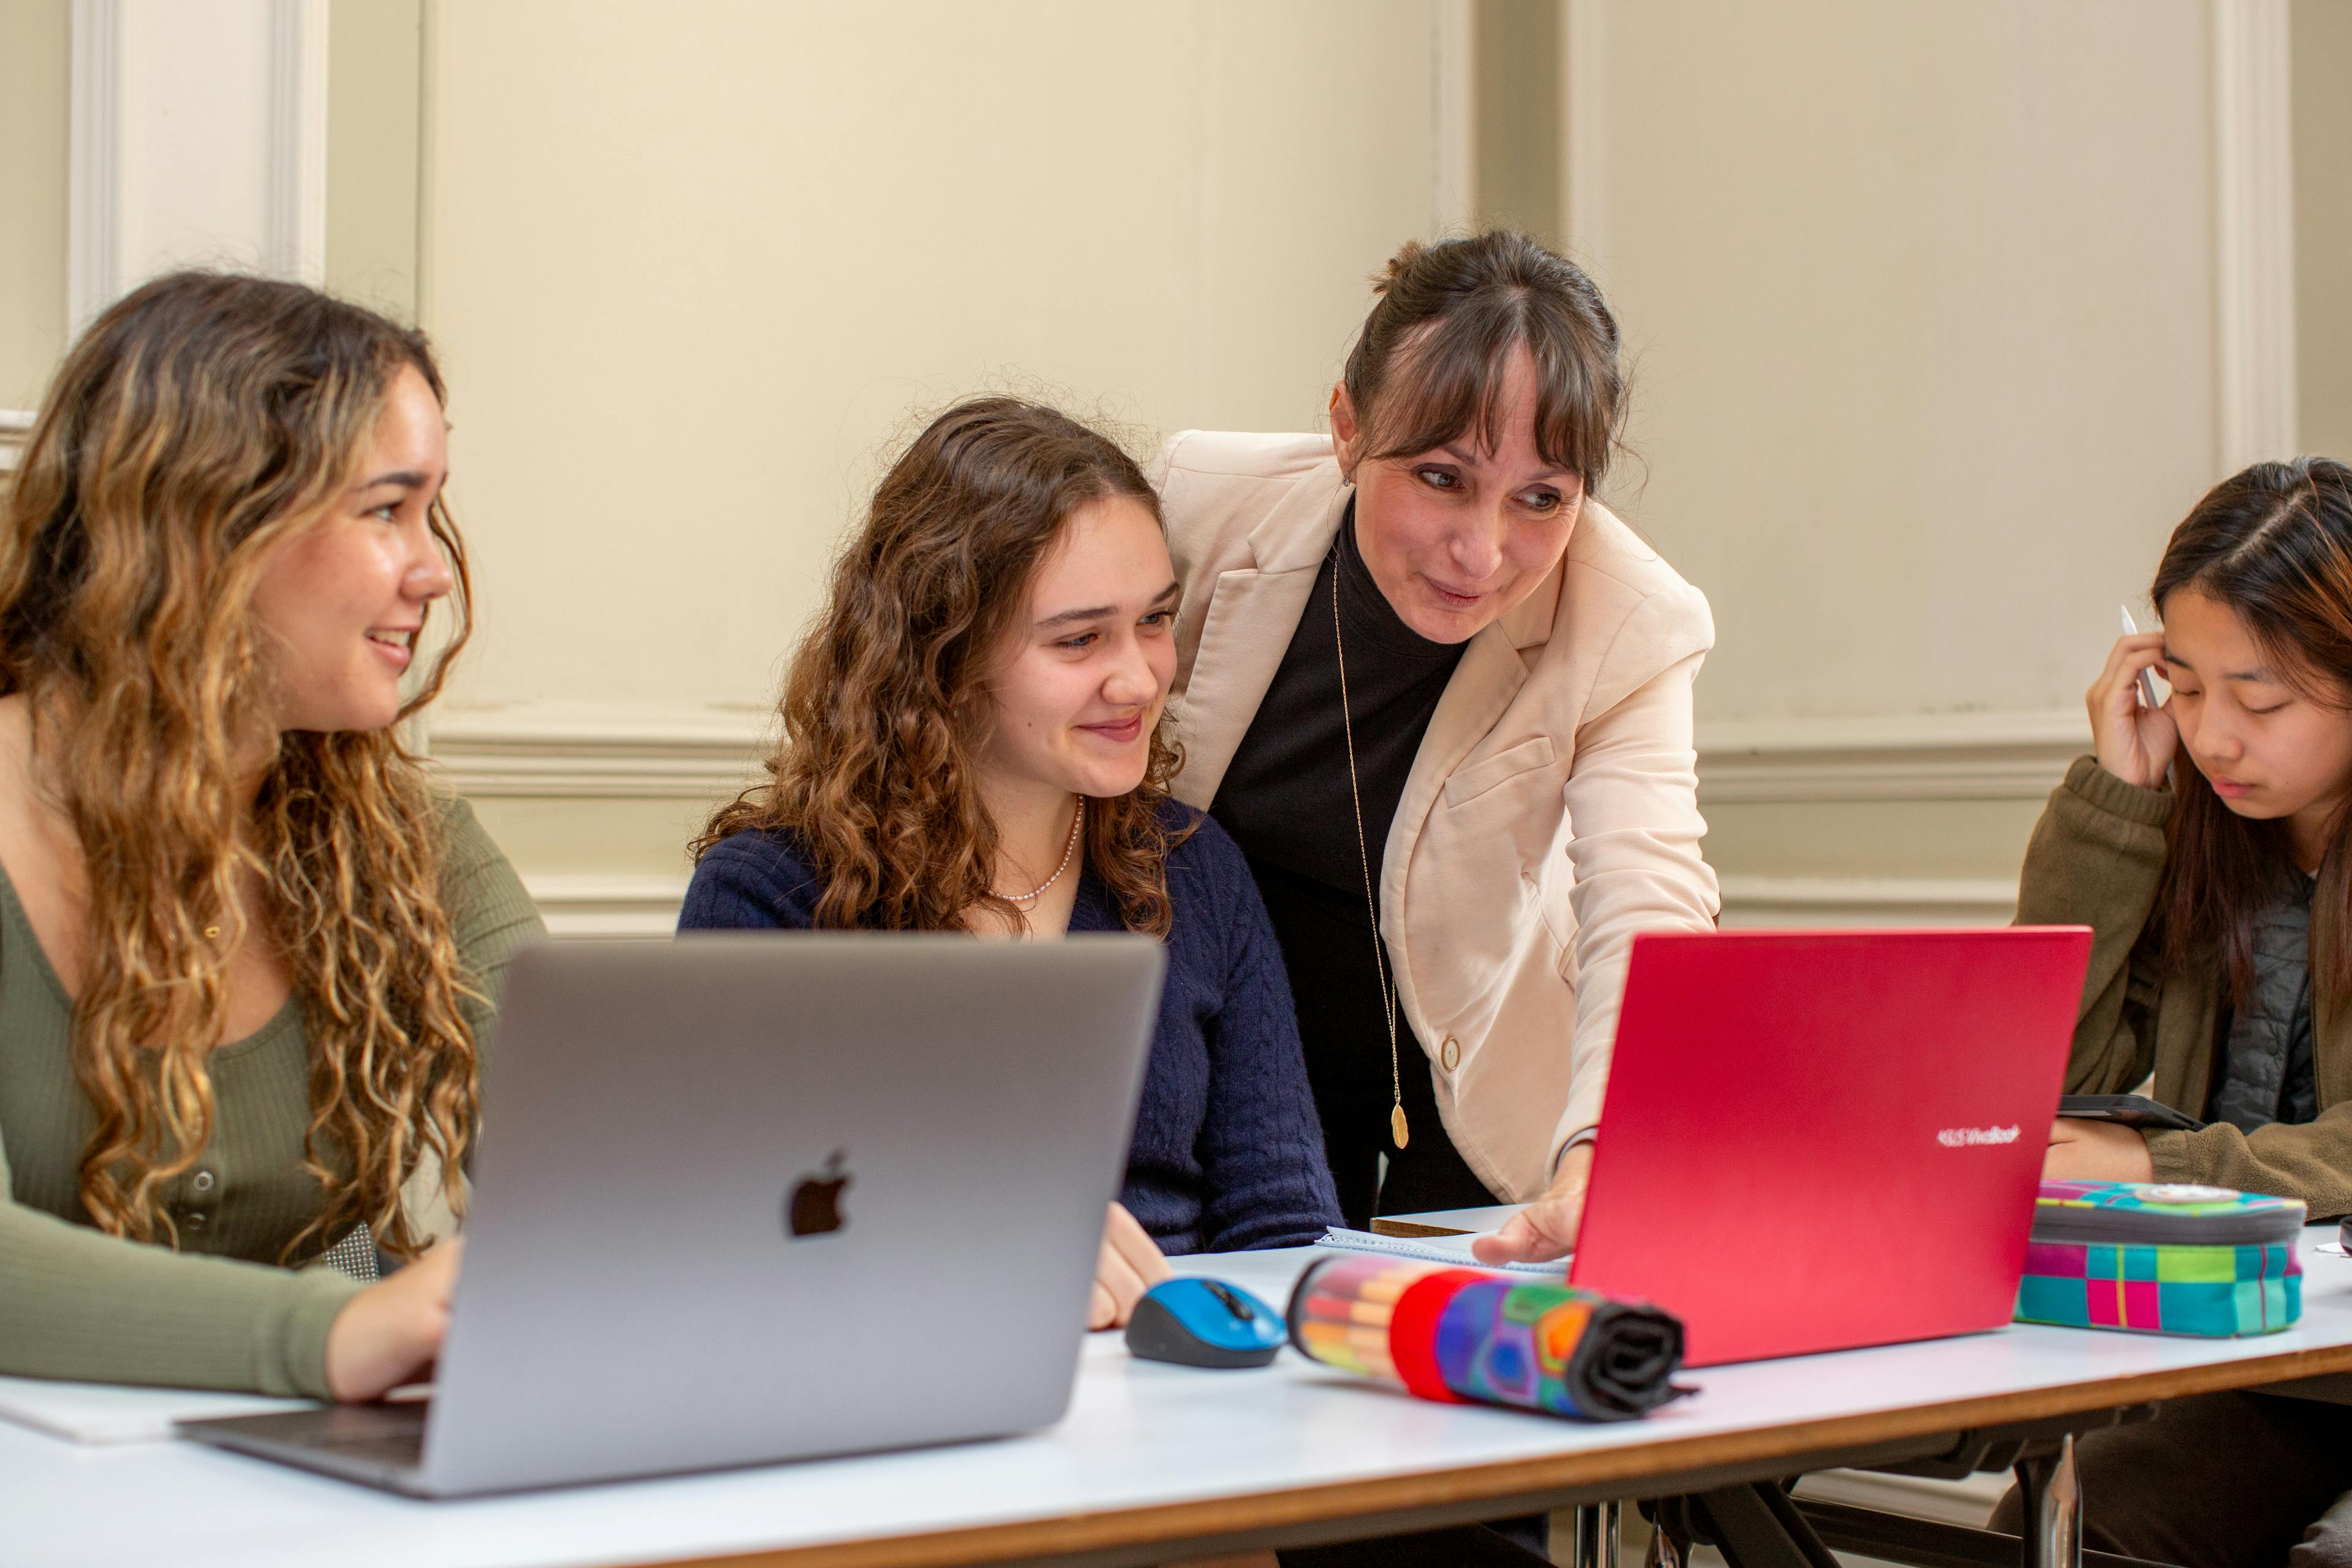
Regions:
[[1317, 1226, 1566, 1278]]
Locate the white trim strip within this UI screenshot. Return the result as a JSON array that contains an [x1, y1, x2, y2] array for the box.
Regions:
[[1696, 710, 2082, 805], [2212, 0, 2299, 470], [1718, 875, 2019, 928], [265, 0, 329, 285], [518, 872, 2018, 940], [426, 703, 2090, 805], [424, 706, 769, 798], [67, 0, 121, 334], [0, 411, 33, 475], [522, 875, 688, 941]]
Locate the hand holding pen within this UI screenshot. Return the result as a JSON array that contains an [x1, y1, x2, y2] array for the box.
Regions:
[[2087, 603, 2177, 790]]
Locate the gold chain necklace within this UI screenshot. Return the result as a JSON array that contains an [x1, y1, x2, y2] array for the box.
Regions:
[[1333, 565, 1408, 1151]]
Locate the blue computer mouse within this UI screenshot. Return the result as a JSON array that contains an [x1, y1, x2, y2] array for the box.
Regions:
[[1125, 1277, 1286, 1368]]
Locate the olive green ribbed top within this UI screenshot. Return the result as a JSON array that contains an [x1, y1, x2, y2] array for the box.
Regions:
[[0, 797, 543, 1398]]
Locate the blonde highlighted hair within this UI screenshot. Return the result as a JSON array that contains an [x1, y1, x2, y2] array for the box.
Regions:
[[0, 270, 481, 1261]]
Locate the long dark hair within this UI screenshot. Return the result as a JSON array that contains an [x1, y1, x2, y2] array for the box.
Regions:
[[696, 396, 1186, 935], [1342, 230, 1625, 492], [2150, 457, 2352, 1009]]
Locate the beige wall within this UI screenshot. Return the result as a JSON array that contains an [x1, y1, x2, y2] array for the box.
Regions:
[[423, 2, 1446, 728], [2, 1, 2334, 935], [324, 0, 424, 320], [1585, 0, 2215, 727], [2296, 0, 2352, 462], [1474, 0, 1560, 245], [1561, 0, 2236, 922], [0, 0, 69, 412], [413, 2, 1458, 913]]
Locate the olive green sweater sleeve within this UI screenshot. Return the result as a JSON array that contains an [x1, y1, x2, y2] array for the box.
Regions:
[[2016, 755, 2175, 1096], [2146, 1108, 2352, 1217], [0, 794, 543, 1396], [0, 1142, 367, 1395]]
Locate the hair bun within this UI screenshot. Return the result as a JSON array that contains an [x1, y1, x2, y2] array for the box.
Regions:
[[1371, 239, 1427, 297]]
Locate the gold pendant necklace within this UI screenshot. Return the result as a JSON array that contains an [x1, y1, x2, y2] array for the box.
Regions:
[[1333, 564, 1407, 1151]]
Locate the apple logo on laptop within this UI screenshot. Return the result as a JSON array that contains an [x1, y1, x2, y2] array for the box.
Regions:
[[785, 1150, 851, 1239]]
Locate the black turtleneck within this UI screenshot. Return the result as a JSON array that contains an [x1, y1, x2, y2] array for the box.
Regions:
[[1212, 505, 1488, 1224], [1215, 504, 1464, 904]]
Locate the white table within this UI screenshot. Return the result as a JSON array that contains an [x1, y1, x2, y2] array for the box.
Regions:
[[9, 1213, 2351, 1568]]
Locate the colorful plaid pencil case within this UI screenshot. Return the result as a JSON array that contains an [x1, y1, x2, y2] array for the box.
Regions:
[[2015, 1180, 2305, 1337]]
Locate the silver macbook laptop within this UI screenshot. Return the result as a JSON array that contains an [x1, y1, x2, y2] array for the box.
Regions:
[[179, 933, 1165, 1496]]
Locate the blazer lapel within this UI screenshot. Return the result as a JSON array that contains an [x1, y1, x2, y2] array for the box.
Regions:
[[1168, 464, 1351, 809], [1170, 567, 1321, 807], [1381, 551, 1567, 1020], [1385, 624, 1535, 897]]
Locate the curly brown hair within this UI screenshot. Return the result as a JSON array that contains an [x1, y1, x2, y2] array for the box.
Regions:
[[1, 270, 482, 1262], [696, 396, 1187, 935]]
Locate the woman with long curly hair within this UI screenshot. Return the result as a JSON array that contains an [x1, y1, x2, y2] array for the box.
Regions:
[[0, 271, 541, 1401], [682, 397, 1340, 1325]]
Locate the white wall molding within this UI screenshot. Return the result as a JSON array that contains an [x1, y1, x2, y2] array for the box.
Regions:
[[523, 874, 688, 940], [519, 863, 2021, 941], [2212, 0, 2298, 470], [437, 703, 2059, 932], [0, 410, 34, 475], [265, 0, 330, 284], [1717, 875, 2019, 929], [1695, 709, 2086, 805], [423, 704, 770, 798], [428, 701, 2086, 810], [66, 0, 121, 333], [67, 0, 329, 333]]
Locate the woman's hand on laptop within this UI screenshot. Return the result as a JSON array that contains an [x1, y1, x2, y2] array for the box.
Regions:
[[1472, 1145, 1591, 1266], [1088, 1202, 1170, 1330], [2042, 1118, 2155, 1184], [323, 1238, 464, 1402]]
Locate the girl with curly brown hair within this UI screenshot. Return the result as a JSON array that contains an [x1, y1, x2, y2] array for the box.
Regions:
[[0, 271, 541, 1402], [682, 397, 1340, 1327]]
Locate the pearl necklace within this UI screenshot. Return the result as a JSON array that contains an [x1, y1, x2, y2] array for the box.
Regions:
[[995, 798, 1084, 905]]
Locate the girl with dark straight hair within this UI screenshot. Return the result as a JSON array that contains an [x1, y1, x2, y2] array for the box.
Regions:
[[1998, 456, 2352, 1564]]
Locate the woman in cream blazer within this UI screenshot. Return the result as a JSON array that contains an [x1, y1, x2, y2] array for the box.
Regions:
[[1152, 232, 1719, 1264]]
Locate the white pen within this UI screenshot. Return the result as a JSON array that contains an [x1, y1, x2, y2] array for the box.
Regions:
[[2119, 603, 2160, 710]]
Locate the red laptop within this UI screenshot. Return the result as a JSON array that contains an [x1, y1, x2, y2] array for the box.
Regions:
[[1566, 927, 2092, 1367]]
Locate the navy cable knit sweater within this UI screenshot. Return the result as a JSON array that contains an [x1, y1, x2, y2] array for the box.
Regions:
[[677, 801, 1341, 1254]]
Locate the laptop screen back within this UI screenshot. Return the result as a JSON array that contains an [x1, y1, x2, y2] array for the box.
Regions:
[[1569, 927, 2090, 1366]]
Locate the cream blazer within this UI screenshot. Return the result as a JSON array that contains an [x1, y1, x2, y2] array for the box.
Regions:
[[1150, 431, 1721, 1201]]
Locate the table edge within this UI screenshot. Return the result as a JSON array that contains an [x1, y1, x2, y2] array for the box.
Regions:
[[630, 1338, 2352, 1568]]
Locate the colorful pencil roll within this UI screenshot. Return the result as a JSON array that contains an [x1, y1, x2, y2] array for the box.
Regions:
[[1284, 1256, 1686, 1422]]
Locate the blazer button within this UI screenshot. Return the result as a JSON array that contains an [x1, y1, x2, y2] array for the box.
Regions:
[[1440, 1036, 1460, 1072]]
